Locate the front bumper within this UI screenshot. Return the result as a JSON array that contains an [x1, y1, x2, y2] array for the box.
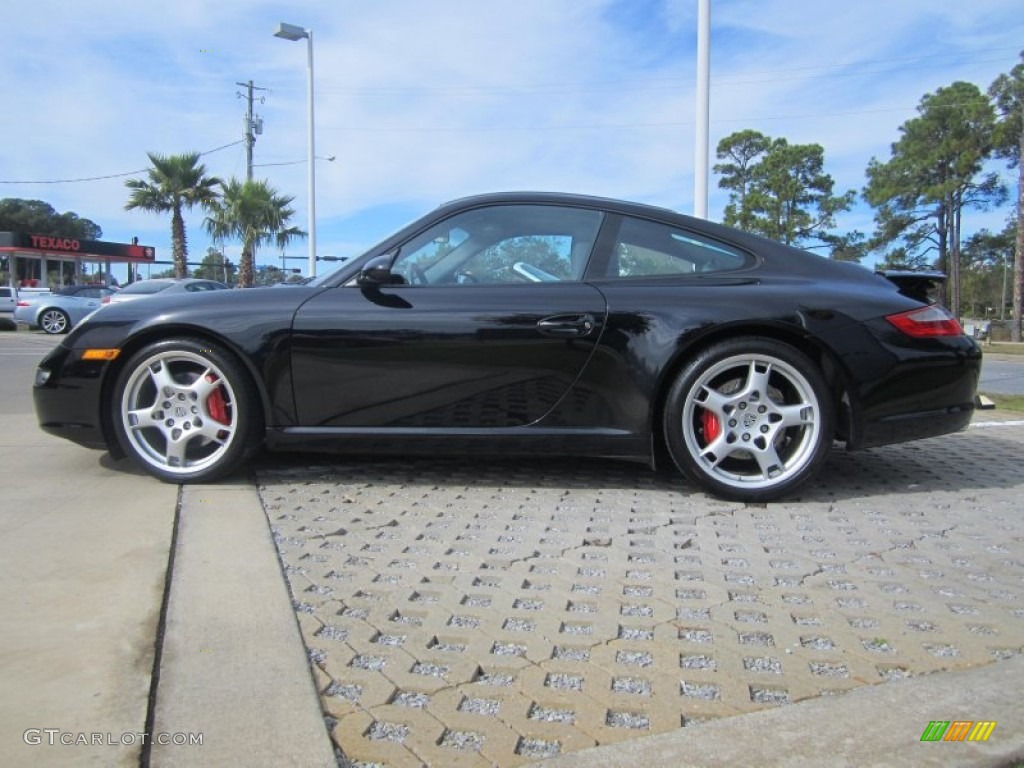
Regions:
[[33, 344, 112, 451]]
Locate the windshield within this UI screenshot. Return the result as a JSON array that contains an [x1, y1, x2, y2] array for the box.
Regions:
[[306, 210, 431, 287]]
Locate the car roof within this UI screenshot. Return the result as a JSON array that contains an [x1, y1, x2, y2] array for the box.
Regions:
[[124, 278, 226, 288], [433, 192, 837, 271], [440, 191, 681, 220], [433, 191, 790, 252]]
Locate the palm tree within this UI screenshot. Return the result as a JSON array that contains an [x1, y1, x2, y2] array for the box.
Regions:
[[124, 152, 222, 278], [204, 178, 305, 288]]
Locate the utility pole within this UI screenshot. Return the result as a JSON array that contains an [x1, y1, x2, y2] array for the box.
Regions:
[[236, 80, 269, 180]]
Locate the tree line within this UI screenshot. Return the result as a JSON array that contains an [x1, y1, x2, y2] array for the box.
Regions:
[[716, 51, 1022, 339]]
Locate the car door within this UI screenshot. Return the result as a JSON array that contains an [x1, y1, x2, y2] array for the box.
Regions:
[[290, 204, 608, 428], [67, 287, 107, 321]]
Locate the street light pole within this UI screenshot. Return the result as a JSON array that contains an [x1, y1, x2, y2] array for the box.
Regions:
[[694, 0, 711, 219], [274, 22, 317, 278]]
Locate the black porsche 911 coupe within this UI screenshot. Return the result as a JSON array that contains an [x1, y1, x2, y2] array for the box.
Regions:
[[33, 192, 981, 501]]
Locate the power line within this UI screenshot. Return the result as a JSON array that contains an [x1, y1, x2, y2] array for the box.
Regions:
[[0, 140, 245, 185]]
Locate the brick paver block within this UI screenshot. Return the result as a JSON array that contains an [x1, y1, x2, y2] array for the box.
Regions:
[[260, 425, 1024, 766]]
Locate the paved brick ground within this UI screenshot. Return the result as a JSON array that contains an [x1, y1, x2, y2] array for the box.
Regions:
[[256, 423, 1024, 768]]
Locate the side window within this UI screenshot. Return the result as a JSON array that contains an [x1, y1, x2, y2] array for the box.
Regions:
[[459, 234, 575, 283], [609, 217, 751, 278], [185, 282, 223, 292], [390, 205, 603, 286]]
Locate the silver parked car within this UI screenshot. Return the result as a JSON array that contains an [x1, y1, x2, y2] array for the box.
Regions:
[[102, 278, 228, 305], [14, 285, 118, 334]]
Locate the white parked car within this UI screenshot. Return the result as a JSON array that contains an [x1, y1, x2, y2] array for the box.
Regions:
[[102, 278, 228, 305]]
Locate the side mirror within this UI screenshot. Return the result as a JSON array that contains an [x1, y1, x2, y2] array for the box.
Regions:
[[357, 254, 396, 287]]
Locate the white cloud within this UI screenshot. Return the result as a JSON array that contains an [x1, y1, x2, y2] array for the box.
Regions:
[[0, 0, 1020, 274]]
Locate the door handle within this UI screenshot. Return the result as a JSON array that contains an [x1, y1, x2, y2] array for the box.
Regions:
[[537, 313, 597, 338]]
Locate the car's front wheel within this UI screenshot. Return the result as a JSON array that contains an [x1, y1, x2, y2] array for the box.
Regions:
[[112, 338, 258, 483], [40, 308, 70, 334], [664, 338, 833, 502]]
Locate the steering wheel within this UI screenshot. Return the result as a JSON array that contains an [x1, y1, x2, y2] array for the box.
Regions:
[[408, 263, 428, 285]]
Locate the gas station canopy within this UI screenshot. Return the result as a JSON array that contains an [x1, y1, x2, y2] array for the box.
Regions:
[[0, 232, 156, 263]]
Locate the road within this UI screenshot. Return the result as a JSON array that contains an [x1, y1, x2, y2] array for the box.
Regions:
[[0, 331, 58, 413], [979, 355, 1024, 395]]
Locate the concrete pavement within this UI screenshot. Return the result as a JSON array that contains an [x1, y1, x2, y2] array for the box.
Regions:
[[530, 655, 1024, 768], [0, 411, 175, 767], [149, 482, 336, 767], [1, 329, 1022, 767], [0, 419, 337, 767], [0, 332, 334, 767]]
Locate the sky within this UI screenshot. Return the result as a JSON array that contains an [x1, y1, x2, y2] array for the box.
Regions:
[[1, 0, 1021, 281]]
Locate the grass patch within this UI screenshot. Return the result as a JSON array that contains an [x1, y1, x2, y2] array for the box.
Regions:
[[980, 393, 1024, 412], [986, 341, 1024, 356]]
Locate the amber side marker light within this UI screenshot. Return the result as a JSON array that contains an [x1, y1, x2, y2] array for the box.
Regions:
[[82, 349, 121, 361]]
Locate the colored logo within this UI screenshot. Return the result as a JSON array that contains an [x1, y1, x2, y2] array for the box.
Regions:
[[920, 721, 996, 742]]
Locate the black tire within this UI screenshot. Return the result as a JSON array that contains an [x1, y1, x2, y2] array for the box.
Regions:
[[40, 308, 70, 334], [111, 338, 260, 483], [663, 338, 833, 502]]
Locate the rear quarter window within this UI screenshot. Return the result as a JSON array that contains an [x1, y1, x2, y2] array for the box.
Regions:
[[607, 216, 753, 278]]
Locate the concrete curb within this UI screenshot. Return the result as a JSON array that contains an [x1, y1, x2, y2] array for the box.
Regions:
[[150, 481, 336, 767], [528, 657, 1024, 768]]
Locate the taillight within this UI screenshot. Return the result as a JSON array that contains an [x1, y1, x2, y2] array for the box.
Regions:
[[101, 296, 111, 304], [16, 300, 31, 307], [885, 305, 963, 337]]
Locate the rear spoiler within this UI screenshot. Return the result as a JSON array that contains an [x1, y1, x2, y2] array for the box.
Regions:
[[876, 269, 945, 304]]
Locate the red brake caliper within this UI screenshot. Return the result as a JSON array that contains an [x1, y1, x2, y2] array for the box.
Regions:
[[701, 409, 721, 444], [205, 374, 229, 425]]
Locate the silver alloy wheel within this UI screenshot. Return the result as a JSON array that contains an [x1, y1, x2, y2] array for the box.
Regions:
[[681, 353, 821, 492], [40, 309, 69, 334], [119, 350, 239, 476]]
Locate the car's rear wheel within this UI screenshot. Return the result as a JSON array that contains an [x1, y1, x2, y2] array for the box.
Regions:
[[664, 338, 833, 502], [40, 308, 70, 334], [112, 338, 258, 483]]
